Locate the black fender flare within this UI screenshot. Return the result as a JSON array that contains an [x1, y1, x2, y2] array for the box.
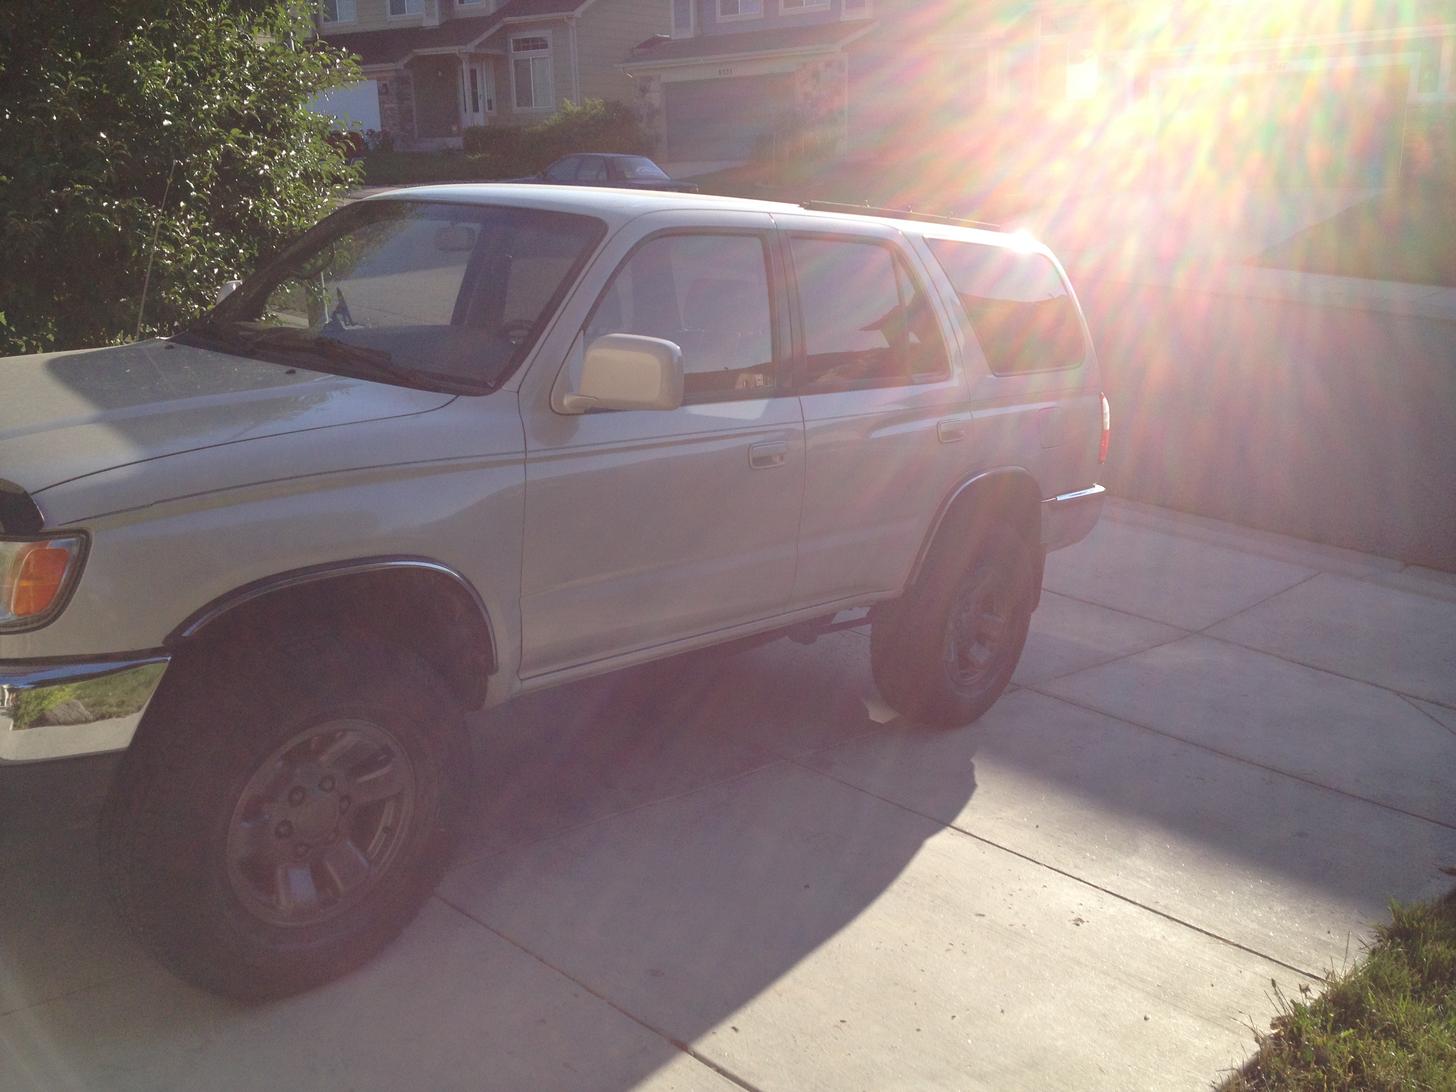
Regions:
[[905, 467, 1044, 591], [166, 555, 498, 676]]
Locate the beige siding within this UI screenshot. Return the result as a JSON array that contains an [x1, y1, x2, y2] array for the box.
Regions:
[[574, 0, 671, 104]]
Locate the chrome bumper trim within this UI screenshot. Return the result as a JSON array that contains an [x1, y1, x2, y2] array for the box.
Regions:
[[0, 654, 170, 764], [1041, 484, 1106, 551]]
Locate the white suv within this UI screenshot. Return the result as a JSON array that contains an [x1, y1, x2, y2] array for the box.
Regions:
[[0, 187, 1107, 998]]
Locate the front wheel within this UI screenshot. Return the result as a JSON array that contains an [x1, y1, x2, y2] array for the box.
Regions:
[[871, 523, 1036, 726], [99, 634, 471, 1000]]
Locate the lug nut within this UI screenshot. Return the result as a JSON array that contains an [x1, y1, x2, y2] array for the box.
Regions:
[[319, 775, 335, 792], [275, 820, 293, 839], [288, 786, 307, 806], [339, 796, 351, 814]]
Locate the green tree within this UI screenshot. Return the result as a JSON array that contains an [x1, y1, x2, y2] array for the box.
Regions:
[[0, 1, 361, 355]]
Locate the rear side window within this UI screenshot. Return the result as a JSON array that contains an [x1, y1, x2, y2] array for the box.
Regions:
[[789, 236, 950, 393], [926, 239, 1086, 375]]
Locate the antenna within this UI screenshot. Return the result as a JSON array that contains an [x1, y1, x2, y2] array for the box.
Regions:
[[134, 160, 179, 341]]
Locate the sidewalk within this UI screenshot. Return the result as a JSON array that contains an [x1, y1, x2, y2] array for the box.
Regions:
[[4, 500, 1454, 1090]]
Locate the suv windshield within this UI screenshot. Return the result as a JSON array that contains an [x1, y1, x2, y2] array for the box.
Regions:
[[186, 200, 605, 393]]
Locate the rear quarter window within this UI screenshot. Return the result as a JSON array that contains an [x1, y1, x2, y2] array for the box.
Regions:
[[926, 239, 1087, 375]]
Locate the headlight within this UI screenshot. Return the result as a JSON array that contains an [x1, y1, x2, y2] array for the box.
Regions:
[[0, 535, 87, 631]]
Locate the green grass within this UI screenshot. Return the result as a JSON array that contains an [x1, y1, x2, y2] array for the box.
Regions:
[[1221, 888, 1456, 1091], [1257, 181, 1456, 287], [359, 151, 508, 188], [692, 155, 1041, 227]]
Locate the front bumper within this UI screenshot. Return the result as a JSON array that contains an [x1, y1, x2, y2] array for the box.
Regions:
[[0, 654, 169, 764], [1041, 484, 1106, 552]]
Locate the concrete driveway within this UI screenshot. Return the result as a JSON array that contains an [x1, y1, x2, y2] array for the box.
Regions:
[[4, 499, 1455, 1090]]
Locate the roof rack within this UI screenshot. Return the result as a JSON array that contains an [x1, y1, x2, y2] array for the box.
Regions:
[[798, 200, 1002, 232]]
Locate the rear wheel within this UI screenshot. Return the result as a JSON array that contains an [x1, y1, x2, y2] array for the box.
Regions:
[[99, 633, 471, 1000], [871, 523, 1035, 726]]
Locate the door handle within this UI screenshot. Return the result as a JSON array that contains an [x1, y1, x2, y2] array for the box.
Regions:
[[937, 418, 969, 444], [748, 440, 788, 469]]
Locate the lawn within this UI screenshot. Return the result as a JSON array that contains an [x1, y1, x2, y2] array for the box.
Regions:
[[1257, 182, 1456, 287], [360, 151, 509, 188], [691, 154, 1042, 227], [1221, 887, 1456, 1090]]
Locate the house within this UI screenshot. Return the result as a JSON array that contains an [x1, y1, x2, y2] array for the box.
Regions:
[[625, 0, 1454, 187], [621, 0, 877, 172], [315, 0, 669, 149]]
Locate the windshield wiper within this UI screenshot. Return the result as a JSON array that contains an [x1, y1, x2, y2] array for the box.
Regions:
[[242, 330, 480, 394]]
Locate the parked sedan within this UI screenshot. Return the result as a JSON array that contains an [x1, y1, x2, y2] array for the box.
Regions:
[[509, 153, 699, 192]]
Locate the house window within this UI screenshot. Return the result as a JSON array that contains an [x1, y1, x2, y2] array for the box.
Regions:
[[387, 0, 423, 17], [458, 0, 484, 5], [671, 0, 695, 38], [512, 35, 554, 111], [781, 0, 830, 12], [320, 0, 356, 23], [717, 0, 763, 21]]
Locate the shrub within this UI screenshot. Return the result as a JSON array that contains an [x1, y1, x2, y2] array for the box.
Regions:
[[0, 1, 361, 355], [462, 98, 652, 178]]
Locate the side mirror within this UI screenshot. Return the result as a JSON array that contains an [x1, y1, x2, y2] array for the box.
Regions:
[[216, 279, 243, 305], [560, 334, 684, 414]]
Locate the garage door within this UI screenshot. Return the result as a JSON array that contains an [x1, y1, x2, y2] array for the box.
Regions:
[[664, 74, 793, 162]]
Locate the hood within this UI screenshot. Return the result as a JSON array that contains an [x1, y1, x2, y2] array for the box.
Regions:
[[0, 339, 455, 497]]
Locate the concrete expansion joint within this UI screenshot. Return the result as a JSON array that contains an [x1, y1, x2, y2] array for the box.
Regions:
[[782, 756, 1327, 984], [431, 893, 766, 1092], [1025, 686, 1456, 836]]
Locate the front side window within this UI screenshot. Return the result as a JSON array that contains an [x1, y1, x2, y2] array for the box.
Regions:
[[388, 0, 423, 16], [717, 0, 764, 20], [576, 157, 609, 183], [790, 236, 949, 392], [321, 0, 357, 24], [544, 157, 580, 182], [585, 233, 776, 402], [192, 201, 603, 393], [926, 239, 1086, 374], [512, 35, 554, 110]]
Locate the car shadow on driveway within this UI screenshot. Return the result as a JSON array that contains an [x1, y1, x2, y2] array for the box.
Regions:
[[0, 633, 990, 1091]]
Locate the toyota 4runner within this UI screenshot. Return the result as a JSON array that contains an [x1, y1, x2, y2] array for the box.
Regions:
[[0, 187, 1106, 998]]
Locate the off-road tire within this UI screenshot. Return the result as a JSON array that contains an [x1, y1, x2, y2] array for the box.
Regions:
[[99, 632, 471, 1001], [871, 523, 1035, 726]]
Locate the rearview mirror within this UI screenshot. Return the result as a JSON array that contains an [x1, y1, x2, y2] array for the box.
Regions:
[[560, 334, 684, 414]]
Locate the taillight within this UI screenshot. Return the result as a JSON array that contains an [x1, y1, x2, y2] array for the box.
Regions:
[[1098, 393, 1110, 464]]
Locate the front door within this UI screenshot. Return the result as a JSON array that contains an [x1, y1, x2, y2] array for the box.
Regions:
[[517, 211, 804, 679], [459, 57, 494, 130]]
